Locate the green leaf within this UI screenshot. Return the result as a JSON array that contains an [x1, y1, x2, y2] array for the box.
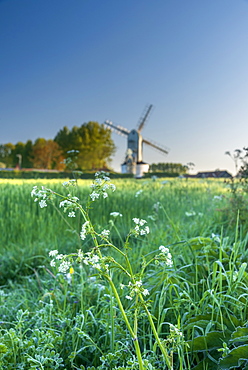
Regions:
[[186, 331, 226, 352], [229, 327, 248, 344], [219, 344, 248, 369]]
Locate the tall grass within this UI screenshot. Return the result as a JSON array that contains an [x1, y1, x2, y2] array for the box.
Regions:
[[0, 176, 247, 369]]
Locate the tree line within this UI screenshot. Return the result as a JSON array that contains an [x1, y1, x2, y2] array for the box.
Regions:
[[149, 162, 187, 174], [0, 122, 116, 171]]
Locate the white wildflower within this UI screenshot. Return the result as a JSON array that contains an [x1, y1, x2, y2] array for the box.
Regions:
[[110, 212, 123, 217], [50, 259, 56, 267], [147, 215, 156, 221], [185, 211, 196, 217], [159, 245, 169, 254], [213, 195, 222, 201], [68, 211, 76, 217], [135, 189, 143, 197], [101, 229, 110, 238], [90, 191, 100, 201], [102, 192, 108, 199], [110, 183, 116, 191], [56, 254, 64, 260], [49, 250, 58, 257], [159, 245, 173, 267], [120, 283, 125, 290], [78, 249, 83, 259], [142, 289, 149, 296], [126, 295, 132, 300], [39, 199, 47, 208], [58, 261, 71, 273], [80, 221, 90, 240]]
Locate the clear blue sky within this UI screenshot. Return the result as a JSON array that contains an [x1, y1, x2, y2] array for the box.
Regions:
[[1, 0, 248, 174]]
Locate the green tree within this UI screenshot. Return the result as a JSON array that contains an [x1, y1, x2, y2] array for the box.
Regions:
[[11, 140, 34, 168], [0, 143, 15, 167], [55, 122, 116, 170], [149, 162, 187, 174]]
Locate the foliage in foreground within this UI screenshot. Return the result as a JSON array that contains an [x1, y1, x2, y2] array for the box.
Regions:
[[0, 176, 248, 369]]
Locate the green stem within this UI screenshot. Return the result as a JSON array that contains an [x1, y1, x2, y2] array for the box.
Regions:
[[141, 296, 172, 369], [107, 277, 144, 370]]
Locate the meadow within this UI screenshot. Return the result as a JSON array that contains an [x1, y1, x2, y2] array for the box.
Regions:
[[0, 175, 248, 370]]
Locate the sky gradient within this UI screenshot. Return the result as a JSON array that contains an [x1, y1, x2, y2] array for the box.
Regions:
[[1, 0, 248, 174]]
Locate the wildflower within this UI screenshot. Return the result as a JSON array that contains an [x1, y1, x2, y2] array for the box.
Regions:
[[153, 202, 161, 213], [78, 249, 84, 259], [126, 295, 132, 300], [110, 184, 116, 191], [49, 250, 58, 257], [213, 195, 222, 200], [58, 261, 71, 273], [56, 254, 64, 260], [39, 199, 47, 208], [68, 211, 76, 217], [140, 226, 149, 235], [110, 212, 123, 217], [132, 218, 149, 236], [158, 245, 173, 267], [90, 191, 100, 201], [50, 259, 56, 267], [185, 211, 196, 217], [147, 215, 156, 221], [135, 189, 143, 197], [159, 245, 169, 254], [101, 229, 110, 238], [211, 233, 221, 243], [120, 283, 125, 290], [142, 289, 149, 296], [80, 221, 90, 240], [169, 323, 183, 337]]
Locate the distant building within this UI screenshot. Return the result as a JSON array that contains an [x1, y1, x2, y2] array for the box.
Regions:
[[185, 170, 232, 179]]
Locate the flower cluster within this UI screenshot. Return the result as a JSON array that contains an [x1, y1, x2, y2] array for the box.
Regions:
[[31, 186, 54, 208], [77, 249, 109, 271], [185, 211, 203, 217], [89, 171, 116, 201], [49, 250, 71, 273], [121, 280, 149, 300], [132, 218, 149, 236], [59, 194, 80, 216], [158, 245, 173, 267], [135, 189, 143, 197], [110, 212, 123, 218], [100, 229, 110, 238], [80, 221, 90, 240], [62, 179, 77, 188]]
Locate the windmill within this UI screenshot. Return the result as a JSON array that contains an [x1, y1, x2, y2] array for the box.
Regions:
[[104, 104, 169, 177]]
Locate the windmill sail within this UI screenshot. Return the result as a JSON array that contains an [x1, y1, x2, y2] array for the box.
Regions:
[[103, 105, 169, 176]]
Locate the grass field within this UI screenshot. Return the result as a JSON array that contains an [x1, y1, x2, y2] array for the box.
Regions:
[[0, 175, 248, 369]]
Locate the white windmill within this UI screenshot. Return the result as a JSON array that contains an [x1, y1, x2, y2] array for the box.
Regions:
[[104, 104, 169, 177]]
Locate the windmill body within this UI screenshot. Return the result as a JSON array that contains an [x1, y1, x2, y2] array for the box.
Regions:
[[104, 105, 169, 177]]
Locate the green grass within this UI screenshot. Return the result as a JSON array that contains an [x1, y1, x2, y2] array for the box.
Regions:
[[0, 176, 248, 369]]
